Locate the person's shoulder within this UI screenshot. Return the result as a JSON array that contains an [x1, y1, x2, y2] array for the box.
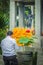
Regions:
[[11, 38, 16, 42], [1, 38, 6, 44]]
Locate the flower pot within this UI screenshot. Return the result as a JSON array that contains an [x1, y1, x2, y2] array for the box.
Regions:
[[17, 51, 33, 65], [17, 47, 33, 65]]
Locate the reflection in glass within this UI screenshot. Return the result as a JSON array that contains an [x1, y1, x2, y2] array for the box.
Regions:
[[24, 5, 34, 28]]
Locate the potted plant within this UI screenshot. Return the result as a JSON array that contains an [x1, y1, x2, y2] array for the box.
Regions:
[[18, 36, 35, 51], [11, 27, 37, 65], [12, 27, 36, 50]]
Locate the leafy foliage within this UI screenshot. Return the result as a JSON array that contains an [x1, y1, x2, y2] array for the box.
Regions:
[[0, 0, 9, 43], [0, 16, 6, 29], [0, 29, 6, 43], [19, 37, 34, 46], [0, 0, 9, 27], [19, 37, 29, 45], [0, 0, 9, 13]]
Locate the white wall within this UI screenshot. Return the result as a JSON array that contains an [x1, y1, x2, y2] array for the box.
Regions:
[[10, 0, 16, 30], [35, 0, 41, 48]]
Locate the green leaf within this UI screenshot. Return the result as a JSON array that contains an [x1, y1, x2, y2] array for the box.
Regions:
[[19, 37, 29, 44], [18, 36, 37, 46]]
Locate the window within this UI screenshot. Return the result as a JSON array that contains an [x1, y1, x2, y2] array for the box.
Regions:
[[16, 1, 35, 28]]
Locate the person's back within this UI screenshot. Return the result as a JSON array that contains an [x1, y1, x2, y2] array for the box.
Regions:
[[1, 31, 19, 65], [1, 36, 17, 56]]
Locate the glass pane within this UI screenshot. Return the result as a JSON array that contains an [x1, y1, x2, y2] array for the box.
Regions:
[[23, 5, 35, 28], [16, 1, 35, 29]]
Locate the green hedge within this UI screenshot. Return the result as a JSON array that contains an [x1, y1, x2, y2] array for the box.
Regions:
[[0, 29, 7, 55], [0, 47, 2, 55], [0, 29, 6, 43]]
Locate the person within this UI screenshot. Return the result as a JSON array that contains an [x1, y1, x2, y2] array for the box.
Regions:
[[1, 31, 19, 65]]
